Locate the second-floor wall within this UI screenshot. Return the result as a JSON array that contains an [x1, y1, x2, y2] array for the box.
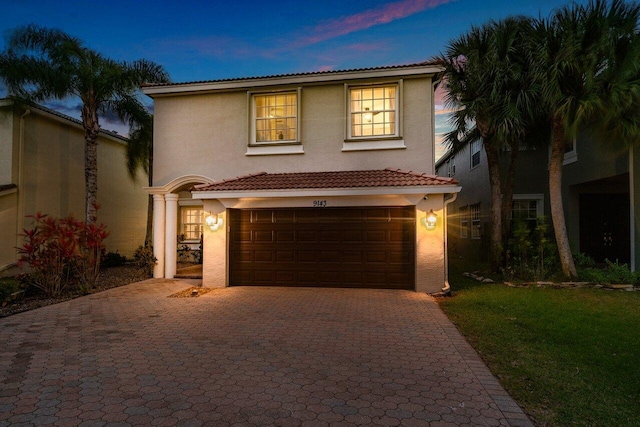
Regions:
[[147, 64, 442, 186]]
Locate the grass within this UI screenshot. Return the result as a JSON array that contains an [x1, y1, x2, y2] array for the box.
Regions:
[[439, 261, 640, 426]]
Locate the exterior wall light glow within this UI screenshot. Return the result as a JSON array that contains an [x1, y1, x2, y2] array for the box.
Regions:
[[422, 209, 437, 230], [205, 213, 223, 231]]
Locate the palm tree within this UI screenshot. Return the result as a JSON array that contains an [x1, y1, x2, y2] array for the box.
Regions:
[[441, 17, 539, 271], [0, 24, 170, 226], [125, 112, 154, 245], [533, 0, 640, 278]]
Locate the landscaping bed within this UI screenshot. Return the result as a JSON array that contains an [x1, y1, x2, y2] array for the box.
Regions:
[[0, 264, 148, 318]]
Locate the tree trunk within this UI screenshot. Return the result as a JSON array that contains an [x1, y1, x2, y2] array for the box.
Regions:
[[485, 141, 503, 271], [145, 137, 154, 246], [549, 116, 578, 278], [81, 102, 100, 226], [501, 142, 519, 243]]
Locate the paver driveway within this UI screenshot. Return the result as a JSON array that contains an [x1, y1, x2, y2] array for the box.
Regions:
[[0, 279, 532, 426]]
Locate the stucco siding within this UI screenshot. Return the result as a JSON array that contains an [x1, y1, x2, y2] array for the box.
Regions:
[[152, 77, 435, 187], [0, 192, 18, 270], [0, 107, 13, 185], [4, 105, 148, 260]]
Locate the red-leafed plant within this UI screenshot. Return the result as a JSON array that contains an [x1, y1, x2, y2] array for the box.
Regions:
[[17, 210, 109, 297], [74, 219, 109, 294]]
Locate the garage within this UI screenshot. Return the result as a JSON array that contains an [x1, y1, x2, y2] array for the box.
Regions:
[[229, 207, 415, 289]]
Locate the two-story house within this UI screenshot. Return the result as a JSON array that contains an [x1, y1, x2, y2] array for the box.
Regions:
[[143, 62, 461, 293], [436, 133, 640, 269], [0, 98, 149, 276]]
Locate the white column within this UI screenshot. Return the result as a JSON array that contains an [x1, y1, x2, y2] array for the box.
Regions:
[[152, 194, 166, 278], [164, 194, 179, 279]]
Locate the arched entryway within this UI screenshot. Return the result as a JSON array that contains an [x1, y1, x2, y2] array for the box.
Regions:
[[148, 175, 214, 279]]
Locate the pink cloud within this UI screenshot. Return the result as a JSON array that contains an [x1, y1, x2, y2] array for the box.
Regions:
[[289, 0, 453, 48]]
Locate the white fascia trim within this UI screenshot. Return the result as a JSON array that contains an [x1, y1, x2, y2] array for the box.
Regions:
[[342, 139, 406, 152], [143, 66, 444, 97], [193, 185, 461, 200], [513, 193, 545, 216], [246, 144, 304, 156]]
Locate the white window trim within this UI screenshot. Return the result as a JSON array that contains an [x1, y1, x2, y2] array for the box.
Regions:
[[248, 88, 302, 147], [470, 140, 481, 170], [344, 81, 403, 147], [179, 204, 204, 243], [448, 156, 456, 177], [512, 194, 544, 218], [470, 203, 481, 239], [459, 206, 469, 239], [246, 144, 304, 156], [563, 137, 577, 165]]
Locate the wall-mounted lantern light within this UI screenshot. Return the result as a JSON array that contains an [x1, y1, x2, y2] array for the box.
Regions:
[[205, 213, 223, 232], [421, 209, 437, 230]]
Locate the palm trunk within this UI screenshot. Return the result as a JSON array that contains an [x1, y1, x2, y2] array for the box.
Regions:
[[81, 103, 100, 226], [501, 142, 519, 242], [549, 116, 578, 278], [145, 138, 154, 246], [485, 141, 503, 271]]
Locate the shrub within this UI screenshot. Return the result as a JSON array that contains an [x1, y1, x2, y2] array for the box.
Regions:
[[16, 212, 109, 297], [573, 251, 596, 268], [177, 244, 193, 263], [579, 260, 639, 285], [0, 278, 20, 304], [503, 216, 558, 281], [134, 245, 156, 277], [17, 213, 79, 297], [101, 250, 127, 268], [74, 220, 109, 294]]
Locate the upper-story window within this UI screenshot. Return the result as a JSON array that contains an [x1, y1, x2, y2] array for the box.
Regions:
[[348, 84, 399, 139], [252, 92, 298, 144], [447, 156, 456, 177], [470, 140, 481, 168]]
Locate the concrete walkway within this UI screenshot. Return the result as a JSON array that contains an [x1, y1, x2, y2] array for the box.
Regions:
[[0, 280, 532, 426]]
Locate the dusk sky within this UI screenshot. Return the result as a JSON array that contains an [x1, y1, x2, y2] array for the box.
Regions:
[[1, 0, 586, 159]]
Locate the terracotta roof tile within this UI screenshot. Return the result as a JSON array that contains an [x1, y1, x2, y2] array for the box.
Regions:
[[193, 168, 458, 192], [144, 60, 444, 88]]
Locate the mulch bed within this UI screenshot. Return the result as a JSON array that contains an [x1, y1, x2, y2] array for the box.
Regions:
[[168, 287, 214, 298], [0, 265, 149, 318]]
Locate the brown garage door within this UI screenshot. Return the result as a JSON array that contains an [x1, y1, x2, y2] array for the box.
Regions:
[[229, 207, 415, 289]]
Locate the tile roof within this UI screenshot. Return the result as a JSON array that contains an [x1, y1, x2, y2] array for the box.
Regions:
[[193, 168, 458, 192], [144, 60, 444, 88]]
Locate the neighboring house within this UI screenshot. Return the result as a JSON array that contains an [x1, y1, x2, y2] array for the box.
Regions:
[[143, 62, 461, 293], [436, 133, 640, 269], [0, 98, 149, 276]]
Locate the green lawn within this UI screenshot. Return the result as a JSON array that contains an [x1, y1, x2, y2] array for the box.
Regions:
[[439, 264, 640, 426]]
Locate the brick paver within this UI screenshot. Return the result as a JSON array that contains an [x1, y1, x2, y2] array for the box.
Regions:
[[0, 280, 533, 426]]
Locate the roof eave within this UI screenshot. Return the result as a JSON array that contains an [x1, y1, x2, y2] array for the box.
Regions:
[[143, 64, 445, 97], [192, 184, 461, 199]]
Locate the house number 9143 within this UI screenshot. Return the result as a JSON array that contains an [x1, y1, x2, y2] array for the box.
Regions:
[[313, 200, 327, 207]]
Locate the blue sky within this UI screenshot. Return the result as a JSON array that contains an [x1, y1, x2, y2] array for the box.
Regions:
[[1, 0, 584, 156]]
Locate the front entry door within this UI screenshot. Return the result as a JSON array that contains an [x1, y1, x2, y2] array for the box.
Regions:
[[579, 194, 630, 264]]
